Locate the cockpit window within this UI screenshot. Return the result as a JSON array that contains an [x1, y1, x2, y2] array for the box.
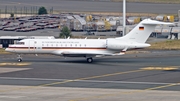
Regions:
[[15, 42, 25, 45]]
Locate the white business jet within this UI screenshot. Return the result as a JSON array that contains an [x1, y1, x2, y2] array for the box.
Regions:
[[6, 19, 173, 63]]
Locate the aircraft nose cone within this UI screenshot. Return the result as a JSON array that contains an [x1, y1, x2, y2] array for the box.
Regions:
[[5, 48, 13, 52], [5, 48, 10, 52]]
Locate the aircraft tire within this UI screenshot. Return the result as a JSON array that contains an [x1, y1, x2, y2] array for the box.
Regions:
[[17, 58, 22, 62], [87, 58, 93, 63]]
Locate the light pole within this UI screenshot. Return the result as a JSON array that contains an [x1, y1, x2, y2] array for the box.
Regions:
[[123, 0, 126, 36]]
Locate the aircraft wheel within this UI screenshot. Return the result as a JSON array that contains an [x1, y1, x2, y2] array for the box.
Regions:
[[87, 58, 93, 63], [17, 58, 22, 62]]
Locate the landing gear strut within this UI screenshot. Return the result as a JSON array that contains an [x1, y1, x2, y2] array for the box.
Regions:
[[17, 54, 22, 62], [87, 57, 93, 63]]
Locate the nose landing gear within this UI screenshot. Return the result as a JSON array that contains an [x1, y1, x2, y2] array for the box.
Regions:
[[17, 54, 22, 62], [17, 58, 22, 62]]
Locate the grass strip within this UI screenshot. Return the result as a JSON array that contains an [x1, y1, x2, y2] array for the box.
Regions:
[[148, 40, 180, 50]]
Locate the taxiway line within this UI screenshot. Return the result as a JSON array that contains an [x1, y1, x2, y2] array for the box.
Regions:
[[69, 82, 180, 101], [39, 69, 147, 86], [1, 66, 179, 97], [0, 69, 148, 93], [145, 82, 180, 90]]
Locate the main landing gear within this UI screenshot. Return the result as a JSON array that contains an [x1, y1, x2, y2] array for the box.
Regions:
[[17, 54, 22, 62], [86, 57, 93, 63]]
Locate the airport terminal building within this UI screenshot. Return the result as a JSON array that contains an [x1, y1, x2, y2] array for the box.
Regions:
[[0, 36, 55, 48]]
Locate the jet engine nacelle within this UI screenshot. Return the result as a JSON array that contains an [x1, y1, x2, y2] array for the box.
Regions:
[[106, 39, 150, 50]]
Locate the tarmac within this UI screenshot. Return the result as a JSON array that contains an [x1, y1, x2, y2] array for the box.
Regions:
[[0, 50, 180, 101], [0, 85, 180, 101]]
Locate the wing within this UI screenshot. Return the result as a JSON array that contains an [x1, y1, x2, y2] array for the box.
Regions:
[[51, 50, 125, 57]]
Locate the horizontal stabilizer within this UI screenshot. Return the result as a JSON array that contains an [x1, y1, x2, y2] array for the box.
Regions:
[[142, 19, 174, 25]]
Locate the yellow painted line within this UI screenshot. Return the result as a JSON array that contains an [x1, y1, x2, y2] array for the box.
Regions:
[[0, 62, 31, 66], [39, 80, 75, 87], [39, 69, 147, 87], [0, 69, 148, 93], [145, 82, 180, 90], [77, 69, 146, 81], [1, 66, 178, 97], [69, 66, 180, 101], [140, 66, 179, 71]]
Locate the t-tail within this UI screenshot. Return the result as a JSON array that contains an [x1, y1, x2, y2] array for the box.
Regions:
[[116, 19, 173, 43]]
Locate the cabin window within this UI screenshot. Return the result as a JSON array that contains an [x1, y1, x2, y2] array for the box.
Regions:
[[42, 44, 44, 46], [56, 44, 58, 46]]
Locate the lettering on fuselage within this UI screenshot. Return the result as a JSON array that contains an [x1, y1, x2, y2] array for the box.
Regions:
[[42, 41, 80, 43]]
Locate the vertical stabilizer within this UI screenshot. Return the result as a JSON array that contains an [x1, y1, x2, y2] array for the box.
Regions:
[[116, 19, 173, 43]]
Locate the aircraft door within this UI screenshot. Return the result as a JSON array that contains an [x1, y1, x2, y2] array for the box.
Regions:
[[35, 41, 42, 53], [106, 39, 108, 48], [29, 40, 35, 53]]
